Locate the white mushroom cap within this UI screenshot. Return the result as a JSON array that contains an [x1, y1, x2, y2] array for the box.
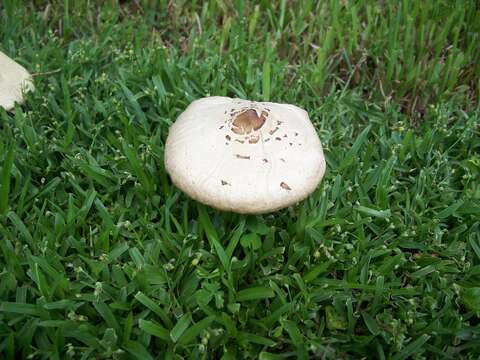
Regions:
[[165, 96, 326, 214], [0, 51, 34, 111]]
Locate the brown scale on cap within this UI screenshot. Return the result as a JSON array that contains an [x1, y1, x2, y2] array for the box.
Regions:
[[280, 182, 291, 190], [249, 135, 259, 144], [236, 154, 250, 159], [231, 109, 267, 135]]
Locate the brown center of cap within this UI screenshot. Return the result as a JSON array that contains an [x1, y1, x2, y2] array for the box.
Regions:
[[231, 109, 267, 135]]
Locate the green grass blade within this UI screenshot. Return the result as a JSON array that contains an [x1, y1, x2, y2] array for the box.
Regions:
[[178, 316, 215, 345], [236, 287, 274, 302], [0, 143, 14, 215], [170, 314, 191, 343], [338, 125, 372, 170], [391, 334, 430, 360], [134, 292, 173, 329], [123, 340, 154, 360], [197, 205, 229, 271], [138, 319, 169, 341]]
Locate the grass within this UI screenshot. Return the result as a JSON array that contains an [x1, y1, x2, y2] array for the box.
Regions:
[[0, 0, 479, 358]]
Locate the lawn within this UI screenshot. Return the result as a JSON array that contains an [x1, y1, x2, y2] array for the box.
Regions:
[[0, 1, 479, 358]]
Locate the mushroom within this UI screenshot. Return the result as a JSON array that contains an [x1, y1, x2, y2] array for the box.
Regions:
[[164, 96, 326, 214], [0, 51, 34, 111]]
